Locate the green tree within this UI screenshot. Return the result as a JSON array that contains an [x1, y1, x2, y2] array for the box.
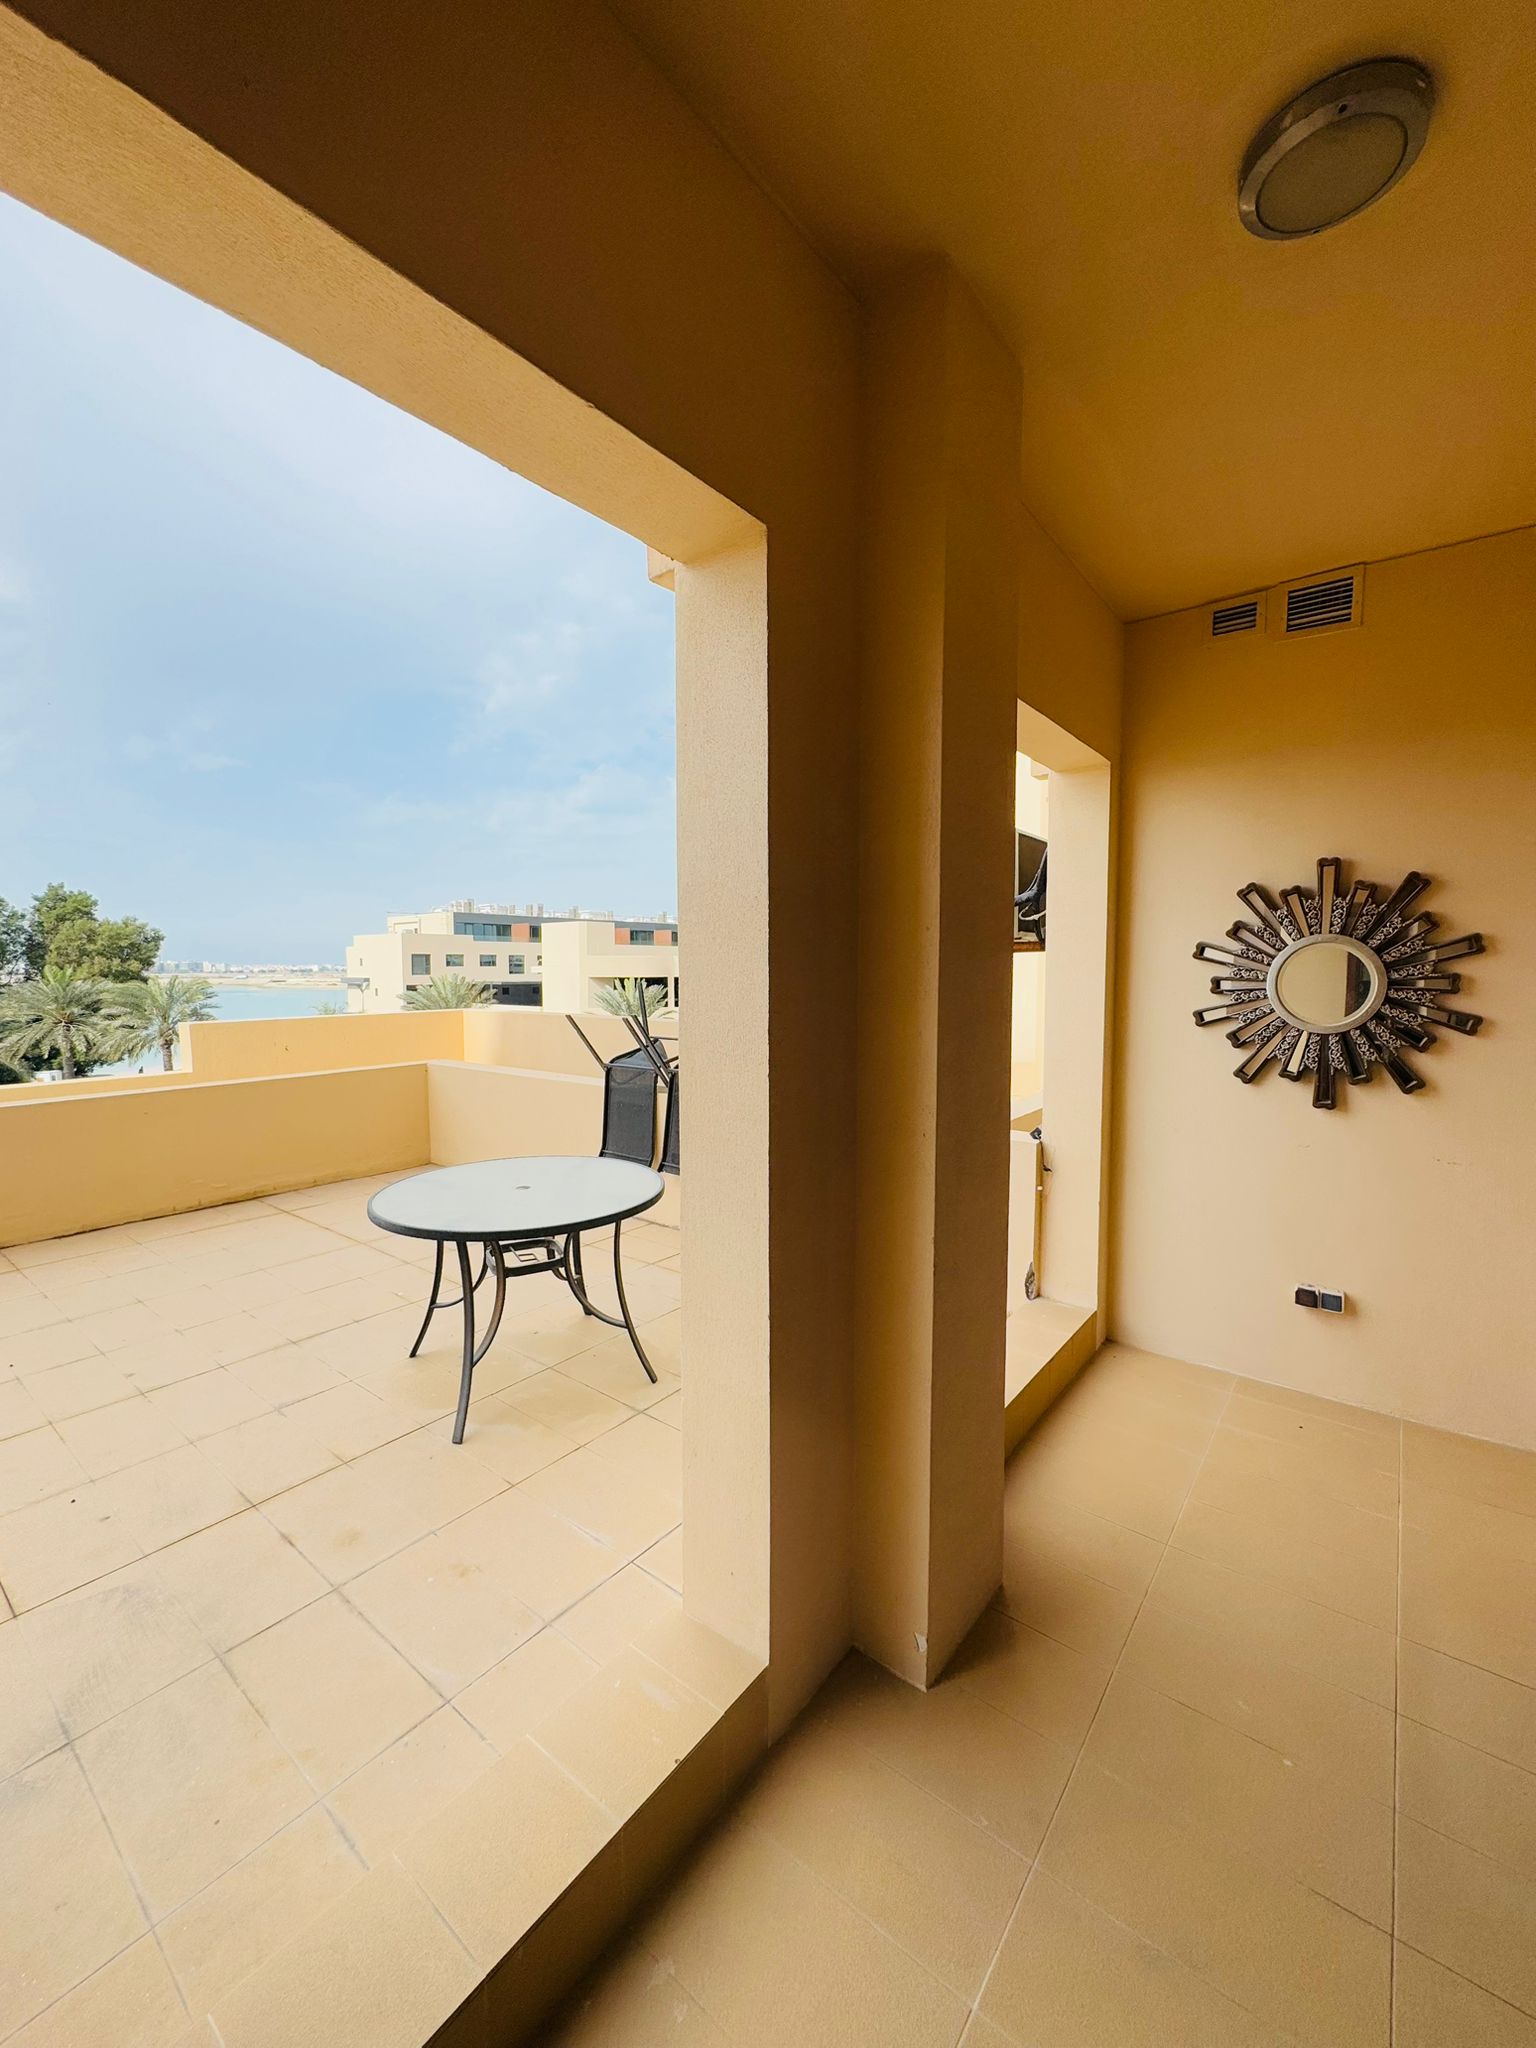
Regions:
[[106, 975, 217, 1072], [48, 913, 164, 982], [23, 886, 163, 983], [0, 896, 26, 982], [24, 885, 97, 976], [0, 968, 117, 1080], [591, 976, 673, 1044], [403, 973, 494, 1010]]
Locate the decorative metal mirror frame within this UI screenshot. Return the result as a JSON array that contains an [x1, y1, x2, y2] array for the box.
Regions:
[[1193, 857, 1485, 1109]]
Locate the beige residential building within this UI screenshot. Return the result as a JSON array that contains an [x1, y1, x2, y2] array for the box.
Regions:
[[345, 901, 679, 1014]]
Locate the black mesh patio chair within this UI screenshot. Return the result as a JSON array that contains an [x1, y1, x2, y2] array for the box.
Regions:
[[659, 1068, 680, 1175]]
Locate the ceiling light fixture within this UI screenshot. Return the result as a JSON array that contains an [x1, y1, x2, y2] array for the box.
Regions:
[[1238, 58, 1434, 240]]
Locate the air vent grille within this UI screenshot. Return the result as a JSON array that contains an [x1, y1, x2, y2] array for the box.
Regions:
[[1284, 572, 1357, 634], [1210, 597, 1260, 637]]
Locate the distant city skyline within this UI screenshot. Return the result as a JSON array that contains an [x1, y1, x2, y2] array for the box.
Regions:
[[0, 192, 677, 963]]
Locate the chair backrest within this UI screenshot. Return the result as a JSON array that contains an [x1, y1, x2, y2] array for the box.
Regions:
[[659, 1071, 680, 1176], [600, 1050, 659, 1167]]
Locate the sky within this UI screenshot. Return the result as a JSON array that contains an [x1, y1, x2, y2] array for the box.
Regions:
[[0, 192, 676, 964]]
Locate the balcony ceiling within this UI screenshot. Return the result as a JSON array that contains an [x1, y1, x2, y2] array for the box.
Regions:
[[610, 0, 1536, 617]]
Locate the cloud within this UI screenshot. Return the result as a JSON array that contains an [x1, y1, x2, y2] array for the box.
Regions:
[[123, 719, 240, 774]]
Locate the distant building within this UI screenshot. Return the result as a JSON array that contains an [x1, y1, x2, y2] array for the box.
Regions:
[[345, 901, 679, 1014]]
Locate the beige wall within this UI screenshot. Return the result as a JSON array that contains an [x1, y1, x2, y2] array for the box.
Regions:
[[182, 1009, 464, 1078], [1114, 527, 1536, 1448], [0, 1064, 430, 1245]]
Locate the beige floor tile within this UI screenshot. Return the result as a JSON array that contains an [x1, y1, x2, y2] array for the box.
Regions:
[[0, 1483, 144, 1610], [259, 1463, 437, 1582], [1397, 1813, 1536, 2014], [346, 1528, 543, 1693], [397, 1734, 615, 1964], [995, 1541, 1141, 1662], [959, 2017, 1017, 2048], [78, 1661, 312, 1919], [280, 1382, 421, 1460], [1199, 1410, 1400, 1517], [1082, 1670, 1394, 1925], [21, 1356, 135, 1421], [1118, 1600, 1395, 1802], [1009, 1417, 1203, 1542], [738, 1717, 1027, 1999], [199, 1411, 339, 1502], [501, 1368, 633, 1445], [69, 1304, 176, 1355], [0, 1749, 150, 2034], [229, 1593, 440, 1792], [443, 1390, 580, 1482], [1145, 1542, 1397, 1706], [146, 1368, 273, 1440], [1000, 1482, 1166, 1599], [0, 1619, 66, 1775], [587, 1411, 684, 1499], [253, 1276, 419, 1344], [640, 1816, 970, 2048], [1401, 1520, 1536, 1688], [1172, 1483, 1398, 1630], [0, 1424, 87, 1510], [557, 1562, 683, 1664], [227, 1346, 345, 1407], [158, 1806, 365, 2011], [520, 1442, 680, 1557], [650, 1389, 684, 1430], [326, 1706, 495, 1863], [267, 1246, 407, 1295], [0, 1286, 66, 1340], [1087, 1343, 1234, 1408], [557, 1339, 681, 1411], [1224, 1386, 1400, 1463], [533, 1645, 717, 1823], [0, 1321, 100, 1373], [154, 1510, 329, 1651], [7, 1935, 188, 2048], [93, 1445, 250, 1553], [146, 1286, 238, 1332], [182, 1312, 288, 1368], [983, 1867, 1296, 2047], [1393, 1943, 1536, 2047], [206, 1862, 477, 2048], [57, 1395, 190, 1479], [20, 1557, 212, 1736], [455, 1628, 600, 1751], [546, 1939, 729, 2047], [639, 1525, 684, 1593], [818, 1656, 1075, 1857], [39, 1274, 144, 1318], [351, 1354, 470, 1424], [1042, 1372, 1224, 1459], [1403, 1422, 1536, 1519], [347, 1426, 507, 1526], [443, 1486, 624, 1620], [1235, 1375, 1401, 1442], [1399, 1637, 1536, 1776], [1398, 1717, 1536, 1881], [111, 1330, 225, 1393], [1041, 1762, 1391, 2046], [947, 1604, 1113, 1748]]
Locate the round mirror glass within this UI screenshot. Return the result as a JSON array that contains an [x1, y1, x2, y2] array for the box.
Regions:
[[1268, 935, 1385, 1032]]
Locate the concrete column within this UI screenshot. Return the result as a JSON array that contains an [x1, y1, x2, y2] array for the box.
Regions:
[[853, 263, 1022, 1686]]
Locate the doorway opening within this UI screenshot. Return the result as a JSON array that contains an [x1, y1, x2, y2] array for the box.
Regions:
[[1005, 700, 1113, 1449]]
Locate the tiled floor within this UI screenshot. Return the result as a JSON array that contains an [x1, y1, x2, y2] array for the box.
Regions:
[[0, 1175, 681, 2044], [550, 1343, 1536, 2048]]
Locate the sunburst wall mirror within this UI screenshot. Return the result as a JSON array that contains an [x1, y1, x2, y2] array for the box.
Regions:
[[1193, 858, 1485, 1109]]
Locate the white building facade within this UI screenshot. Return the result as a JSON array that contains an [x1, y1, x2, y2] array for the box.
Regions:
[[345, 902, 679, 1015]]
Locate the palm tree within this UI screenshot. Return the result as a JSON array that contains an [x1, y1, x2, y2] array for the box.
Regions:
[[107, 974, 217, 1072], [403, 973, 494, 1010], [0, 968, 116, 1080], [591, 976, 673, 1046]]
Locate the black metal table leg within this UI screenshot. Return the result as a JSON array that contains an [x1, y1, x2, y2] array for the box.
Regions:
[[408, 1240, 445, 1359], [612, 1218, 658, 1384], [452, 1238, 476, 1444]]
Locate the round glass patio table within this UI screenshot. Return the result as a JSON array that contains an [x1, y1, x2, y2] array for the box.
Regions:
[[367, 1156, 664, 1443]]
